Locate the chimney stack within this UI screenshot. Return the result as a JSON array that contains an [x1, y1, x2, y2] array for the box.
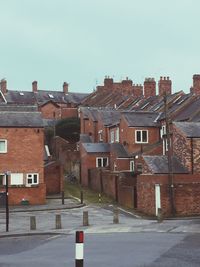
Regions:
[[32, 81, 38, 92], [158, 76, 172, 96], [104, 76, 113, 88], [192, 74, 200, 95], [63, 82, 69, 94], [0, 79, 7, 95], [144, 78, 156, 98]]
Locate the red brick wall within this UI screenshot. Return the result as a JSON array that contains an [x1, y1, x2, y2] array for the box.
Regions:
[[39, 103, 61, 119], [173, 124, 200, 174], [0, 184, 46, 205], [80, 144, 109, 186], [44, 161, 63, 195], [120, 116, 160, 154], [137, 174, 200, 216], [61, 108, 78, 119], [173, 125, 191, 171], [0, 128, 44, 184]]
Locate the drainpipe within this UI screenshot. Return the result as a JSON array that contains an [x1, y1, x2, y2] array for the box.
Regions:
[[164, 93, 175, 216], [191, 138, 194, 174]]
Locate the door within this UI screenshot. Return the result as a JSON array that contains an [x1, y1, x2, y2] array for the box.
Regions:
[[155, 184, 161, 216]]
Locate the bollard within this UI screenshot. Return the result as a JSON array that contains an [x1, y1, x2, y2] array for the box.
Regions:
[[30, 216, 36, 230], [75, 231, 84, 267], [83, 211, 89, 226], [61, 191, 65, 205], [55, 214, 62, 229], [113, 207, 119, 224], [80, 191, 83, 204], [157, 208, 163, 223]]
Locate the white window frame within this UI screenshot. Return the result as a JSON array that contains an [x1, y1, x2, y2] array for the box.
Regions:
[[10, 173, 24, 185], [98, 130, 103, 142], [130, 160, 135, 171], [26, 173, 39, 186], [160, 125, 166, 137], [96, 157, 108, 168], [135, 130, 148, 144], [110, 130, 115, 143], [0, 139, 7, 153], [115, 127, 119, 142]]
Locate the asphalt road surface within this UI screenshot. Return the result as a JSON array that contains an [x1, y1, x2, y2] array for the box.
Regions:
[[0, 232, 200, 267]]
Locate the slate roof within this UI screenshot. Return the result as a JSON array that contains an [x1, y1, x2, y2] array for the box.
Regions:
[[0, 111, 44, 127], [4, 90, 88, 106], [122, 111, 160, 127], [143, 155, 189, 174], [5, 91, 36, 105], [110, 143, 130, 158], [174, 122, 200, 137], [82, 143, 110, 153], [80, 134, 92, 143], [0, 104, 38, 112], [174, 96, 200, 122], [99, 110, 121, 126]]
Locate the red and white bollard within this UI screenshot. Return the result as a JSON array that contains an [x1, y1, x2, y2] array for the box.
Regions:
[[75, 231, 84, 267]]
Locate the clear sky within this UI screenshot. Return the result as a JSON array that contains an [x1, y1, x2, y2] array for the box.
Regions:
[[0, 0, 200, 93]]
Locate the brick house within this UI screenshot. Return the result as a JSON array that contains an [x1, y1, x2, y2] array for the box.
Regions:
[[0, 111, 46, 205], [0, 79, 88, 120], [119, 111, 161, 154]]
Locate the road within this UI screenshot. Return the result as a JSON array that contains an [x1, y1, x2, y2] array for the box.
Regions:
[[0, 232, 200, 267]]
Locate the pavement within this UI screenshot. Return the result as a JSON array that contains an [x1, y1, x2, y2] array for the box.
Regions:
[[1, 197, 200, 237]]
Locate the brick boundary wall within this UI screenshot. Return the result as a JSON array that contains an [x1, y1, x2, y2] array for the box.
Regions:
[[137, 174, 200, 216]]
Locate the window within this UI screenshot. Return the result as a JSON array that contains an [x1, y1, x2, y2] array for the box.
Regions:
[[115, 128, 119, 142], [135, 130, 148, 143], [0, 174, 5, 186], [160, 125, 166, 137], [96, 157, 108, 167], [0, 140, 7, 153], [26, 173, 39, 186], [130, 161, 134, 171], [98, 130, 103, 142], [11, 173, 23, 185], [110, 131, 115, 143]]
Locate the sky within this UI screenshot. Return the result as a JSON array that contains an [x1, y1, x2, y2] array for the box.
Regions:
[[0, 0, 200, 94]]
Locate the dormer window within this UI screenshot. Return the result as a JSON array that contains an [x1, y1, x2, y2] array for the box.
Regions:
[[135, 130, 148, 143]]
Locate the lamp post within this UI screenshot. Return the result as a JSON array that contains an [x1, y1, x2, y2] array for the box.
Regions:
[[5, 171, 10, 232]]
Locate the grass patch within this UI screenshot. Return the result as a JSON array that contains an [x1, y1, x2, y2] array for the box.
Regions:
[[64, 181, 115, 204]]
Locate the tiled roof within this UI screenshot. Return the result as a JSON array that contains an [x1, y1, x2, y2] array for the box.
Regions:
[[143, 155, 189, 174], [110, 143, 130, 158], [0, 111, 44, 127], [99, 110, 121, 126], [80, 134, 92, 143], [122, 111, 160, 127], [0, 104, 38, 112], [4, 90, 88, 106], [5, 91, 36, 105], [82, 143, 110, 153], [174, 121, 200, 137]]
